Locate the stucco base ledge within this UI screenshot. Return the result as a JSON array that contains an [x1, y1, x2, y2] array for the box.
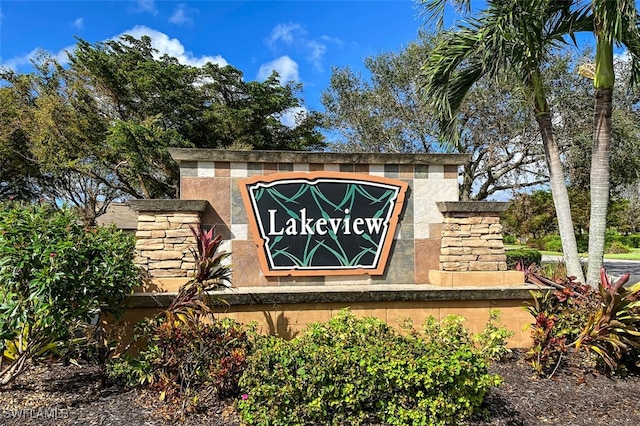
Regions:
[[126, 283, 540, 308], [429, 270, 525, 287]]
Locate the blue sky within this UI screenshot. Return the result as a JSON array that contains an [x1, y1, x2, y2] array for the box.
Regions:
[[0, 0, 431, 112]]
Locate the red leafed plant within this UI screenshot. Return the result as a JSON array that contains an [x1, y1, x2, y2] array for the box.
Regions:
[[522, 261, 640, 375], [521, 262, 598, 375], [164, 224, 231, 325], [574, 269, 640, 371], [189, 224, 231, 286], [107, 224, 252, 416]]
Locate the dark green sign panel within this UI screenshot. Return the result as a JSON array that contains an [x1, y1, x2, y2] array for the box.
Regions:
[[240, 172, 408, 276]]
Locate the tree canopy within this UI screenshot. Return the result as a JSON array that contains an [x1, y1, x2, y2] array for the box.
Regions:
[[0, 35, 324, 224], [321, 33, 640, 205]]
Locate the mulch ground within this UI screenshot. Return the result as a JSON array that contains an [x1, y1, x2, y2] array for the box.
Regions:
[[1, 352, 639, 426]]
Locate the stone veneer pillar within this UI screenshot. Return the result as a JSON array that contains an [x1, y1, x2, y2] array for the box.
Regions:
[[429, 202, 523, 287], [128, 200, 208, 279]]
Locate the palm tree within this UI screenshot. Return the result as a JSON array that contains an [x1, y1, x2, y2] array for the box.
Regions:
[[419, 0, 590, 283], [584, 0, 640, 284]]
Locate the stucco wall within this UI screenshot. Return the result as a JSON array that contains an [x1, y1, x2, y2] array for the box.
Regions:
[[170, 149, 467, 286]]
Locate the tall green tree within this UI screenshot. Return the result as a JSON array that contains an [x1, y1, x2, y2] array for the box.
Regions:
[[0, 35, 324, 223], [419, 0, 591, 283], [0, 75, 42, 201], [321, 34, 550, 201], [581, 0, 640, 284], [502, 190, 558, 240], [322, 35, 439, 154]]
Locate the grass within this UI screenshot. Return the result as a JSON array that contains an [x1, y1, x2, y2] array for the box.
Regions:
[[605, 249, 640, 261], [505, 246, 640, 261]]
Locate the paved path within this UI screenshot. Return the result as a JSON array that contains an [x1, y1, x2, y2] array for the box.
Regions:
[[542, 255, 640, 285]]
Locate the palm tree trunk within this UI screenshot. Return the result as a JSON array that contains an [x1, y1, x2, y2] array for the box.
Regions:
[[586, 30, 615, 286], [536, 113, 585, 284], [587, 87, 612, 285]]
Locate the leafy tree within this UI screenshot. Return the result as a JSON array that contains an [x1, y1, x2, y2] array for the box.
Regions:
[[617, 184, 640, 234], [0, 35, 324, 222], [502, 191, 558, 240], [0, 88, 41, 201], [322, 35, 439, 154], [455, 76, 548, 200], [321, 34, 550, 201], [503, 189, 631, 243], [420, 0, 590, 284]]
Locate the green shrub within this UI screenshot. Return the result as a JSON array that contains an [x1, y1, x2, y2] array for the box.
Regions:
[[506, 248, 542, 269], [474, 310, 514, 362], [621, 234, 640, 248], [607, 241, 631, 254], [576, 234, 589, 253], [237, 309, 503, 426], [543, 235, 563, 252], [0, 201, 139, 385], [525, 238, 546, 250], [503, 234, 517, 245]]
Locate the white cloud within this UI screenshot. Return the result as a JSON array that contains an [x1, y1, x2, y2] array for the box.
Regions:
[[279, 106, 307, 128], [266, 23, 305, 48], [72, 18, 84, 30], [2, 45, 73, 71], [320, 35, 344, 47], [1, 26, 225, 72], [257, 56, 299, 83], [135, 0, 158, 16], [306, 40, 326, 69], [1, 48, 38, 70], [265, 22, 328, 71], [169, 4, 195, 27], [55, 46, 74, 65], [615, 49, 630, 62], [121, 26, 227, 67]]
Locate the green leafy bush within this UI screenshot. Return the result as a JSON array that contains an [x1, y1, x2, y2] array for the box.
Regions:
[[524, 235, 562, 252], [607, 241, 631, 254], [503, 234, 517, 245], [525, 237, 546, 250], [0, 201, 139, 385], [474, 310, 514, 361], [621, 234, 640, 248], [506, 248, 542, 269], [237, 310, 503, 426], [575, 234, 589, 253], [543, 235, 563, 252]]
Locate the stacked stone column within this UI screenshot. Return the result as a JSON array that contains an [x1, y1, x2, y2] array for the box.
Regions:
[[437, 202, 508, 272], [128, 200, 208, 278]]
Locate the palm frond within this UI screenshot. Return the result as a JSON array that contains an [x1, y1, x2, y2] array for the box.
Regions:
[[419, 0, 472, 31], [419, 0, 592, 147]]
